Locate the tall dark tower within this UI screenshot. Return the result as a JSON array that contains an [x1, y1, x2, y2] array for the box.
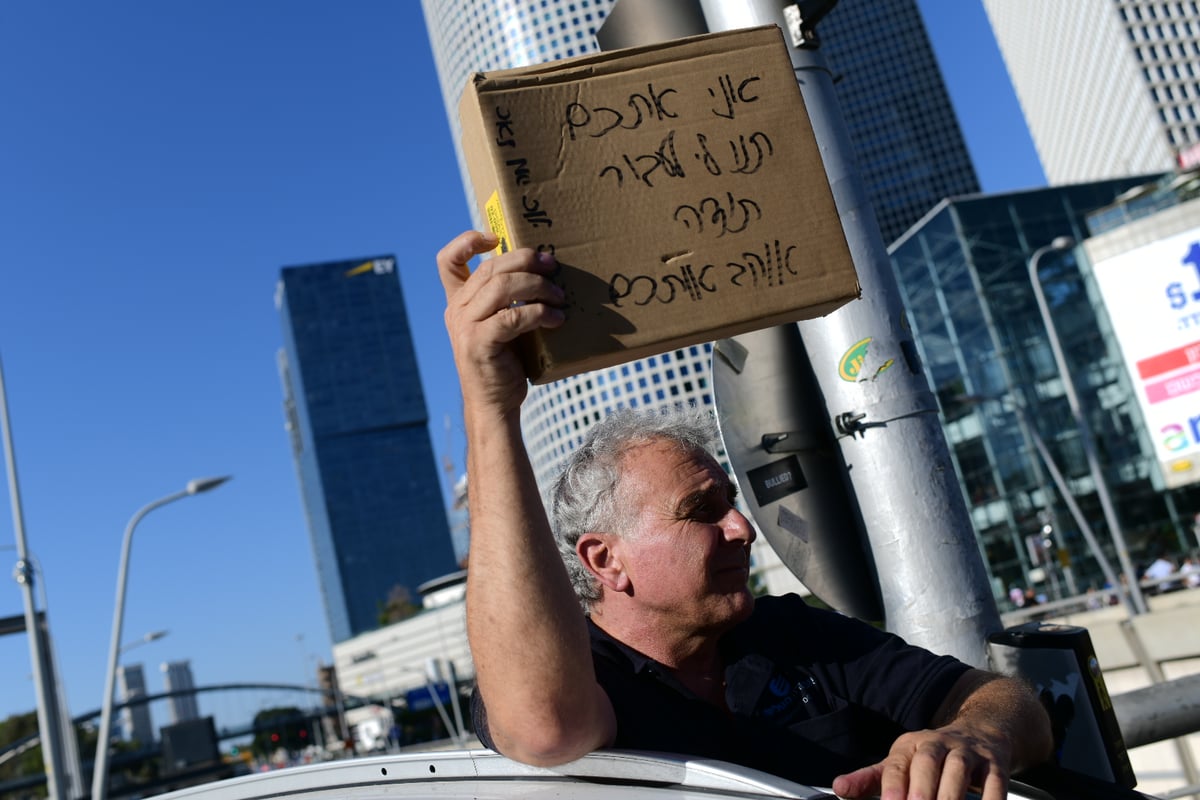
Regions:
[[276, 255, 456, 643], [818, 0, 981, 244]]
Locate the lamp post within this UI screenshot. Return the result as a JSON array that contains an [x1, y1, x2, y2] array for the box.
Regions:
[[1, 354, 74, 800], [1027, 237, 1148, 614], [91, 476, 231, 800]]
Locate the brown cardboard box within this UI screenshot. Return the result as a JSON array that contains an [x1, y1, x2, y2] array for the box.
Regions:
[[459, 25, 859, 384]]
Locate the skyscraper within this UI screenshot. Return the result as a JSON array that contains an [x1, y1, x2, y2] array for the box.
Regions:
[[421, 0, 617, 211], [984, 0, 1200, 184], [277, 255, 456, 643], [116, 663, 154, 745], [161, 660, 200, 725], [817, 0, 980, 243]]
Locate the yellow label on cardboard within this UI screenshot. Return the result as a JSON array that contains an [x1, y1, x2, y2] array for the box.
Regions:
[[484, 191, 511, 256]]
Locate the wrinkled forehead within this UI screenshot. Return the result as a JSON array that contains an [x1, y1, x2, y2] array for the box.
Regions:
[[616, 437, 725, 497]]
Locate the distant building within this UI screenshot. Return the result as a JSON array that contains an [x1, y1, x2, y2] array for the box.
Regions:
[[276, 256, 457, 643], [817, 0, 981, 244], [161, 660, 200, 725], [116, 663, 154, 745], [420, 0, 618, 214], [984, 0, 1200, 184], [889, 171, 1200, 600], [333, 574, 472, 709]]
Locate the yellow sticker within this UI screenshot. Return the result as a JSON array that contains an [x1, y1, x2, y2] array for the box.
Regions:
[[484, 191, 511, 256], [838, 337, 895, 382], [839, 338, 872, 381]]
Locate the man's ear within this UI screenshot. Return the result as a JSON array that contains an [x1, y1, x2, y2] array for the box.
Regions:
[[578, 532, 631, 593]]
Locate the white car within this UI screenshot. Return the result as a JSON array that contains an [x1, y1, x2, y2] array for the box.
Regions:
[[151, 748, 1076, 800]]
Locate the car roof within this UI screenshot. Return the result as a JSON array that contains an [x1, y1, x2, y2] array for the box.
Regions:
[[151, 749, 832, 800]]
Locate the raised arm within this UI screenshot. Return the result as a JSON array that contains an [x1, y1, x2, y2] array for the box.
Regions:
[[833, 669, 1053, 800], [438, 231, 616, 765]]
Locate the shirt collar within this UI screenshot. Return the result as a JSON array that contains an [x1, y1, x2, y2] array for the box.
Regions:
[[586, 615, 747, 675]]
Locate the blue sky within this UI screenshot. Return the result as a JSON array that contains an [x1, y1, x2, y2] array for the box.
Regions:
[[0, 1, 1044, 723]]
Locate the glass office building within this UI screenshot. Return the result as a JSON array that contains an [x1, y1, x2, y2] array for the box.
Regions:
[[890, 174, 1200, 600], [277, 257, 456, 643], [819, 0, 981, 244]]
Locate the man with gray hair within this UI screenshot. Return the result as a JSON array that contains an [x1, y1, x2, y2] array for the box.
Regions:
[[438, 231, 1052, 800]]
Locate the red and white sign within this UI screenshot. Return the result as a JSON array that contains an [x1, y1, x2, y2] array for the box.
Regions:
[[1090, 223, 1200, 487]]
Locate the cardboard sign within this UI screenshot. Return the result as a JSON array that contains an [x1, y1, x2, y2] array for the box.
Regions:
[[459, 25, 859, 384]]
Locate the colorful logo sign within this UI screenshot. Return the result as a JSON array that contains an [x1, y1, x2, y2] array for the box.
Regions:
[[344, 258, 395, 277], [1089, 226, 1200, 488], [838, 337, 894, 382]]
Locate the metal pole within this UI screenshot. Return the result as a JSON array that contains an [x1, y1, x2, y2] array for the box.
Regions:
[[92, 476, 229, 800], [39, 597, 84, 800], [421, 660, 462, 746], [92, 489, 186, 800], [442, 659, 467, 745], [0, 353, 68, 800], [1027, 239, 1148, 614], [700, 0, 1001, 664], [1118, 621, 1199, 784], [1111, 673, 1200, 747], [423, 677, 459, 747], [1023, 412, 1138, 615]]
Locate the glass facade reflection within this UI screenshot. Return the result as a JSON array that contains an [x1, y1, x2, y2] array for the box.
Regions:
[[277, 257, 456, 643], [820, 0, 980, 244], [890, 176, 1200, 603]]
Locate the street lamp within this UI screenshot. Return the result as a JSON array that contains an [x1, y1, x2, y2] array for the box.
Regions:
[[1027, 237, 1148, 614], [120, 629, 169, 655], [91, 476, 231, 800], [1, 354, 78, 800]]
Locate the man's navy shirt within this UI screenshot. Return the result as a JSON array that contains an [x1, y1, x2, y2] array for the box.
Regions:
[[472, 593, 970, 786]]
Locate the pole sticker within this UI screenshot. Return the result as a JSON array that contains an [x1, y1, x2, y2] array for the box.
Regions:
[[838, 337, 894, 382]]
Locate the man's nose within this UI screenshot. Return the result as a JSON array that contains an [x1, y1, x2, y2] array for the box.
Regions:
[[724, 507, 756, 544]]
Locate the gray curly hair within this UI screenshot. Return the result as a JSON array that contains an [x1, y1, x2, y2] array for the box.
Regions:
[[549, 406, 719, 612]]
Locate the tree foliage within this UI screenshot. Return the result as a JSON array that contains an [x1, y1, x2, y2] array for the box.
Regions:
[[377, 584, 420, 626], [0, 710, 46, 796], [250, 707, 310, 757]]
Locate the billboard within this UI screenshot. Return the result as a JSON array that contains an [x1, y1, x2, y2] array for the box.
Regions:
[[1090, 224, 1200, 487]]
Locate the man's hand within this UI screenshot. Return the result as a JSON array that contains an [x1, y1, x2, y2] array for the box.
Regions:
[[834, 671, 1051, 800], [832, 721, 1011, 800], [437, 230, 565, 415], [438, 230, 613, 767]]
